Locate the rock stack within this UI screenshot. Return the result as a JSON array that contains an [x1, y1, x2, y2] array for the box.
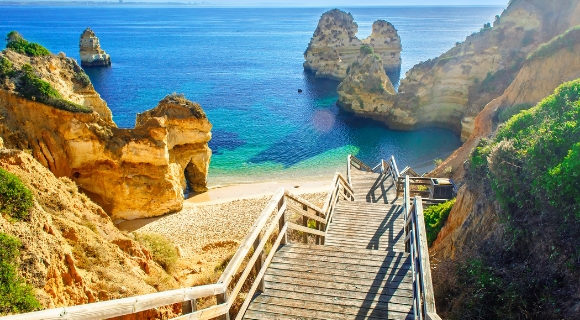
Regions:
[[79, 27, 111, 67], [304, 9, 401, 80], [337, 47, 397, 117]]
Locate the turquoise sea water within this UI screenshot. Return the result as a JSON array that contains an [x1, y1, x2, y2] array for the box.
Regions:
[[0, 6, 502, 185]]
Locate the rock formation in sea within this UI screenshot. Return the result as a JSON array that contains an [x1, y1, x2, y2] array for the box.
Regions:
[[336, 0, 580, 140], [337, 46, 396, 116], [0, 35, 212, 221], [79, 28, 111, 67], [304, 9, 401, 80]]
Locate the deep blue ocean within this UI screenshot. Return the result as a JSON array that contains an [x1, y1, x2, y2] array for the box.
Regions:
[[0, 5, 503, 185]]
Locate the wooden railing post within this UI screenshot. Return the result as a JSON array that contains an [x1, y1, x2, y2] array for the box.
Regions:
[[347, 154, 352, 185], [302, 204, 308, 243], [216, 292, 230, 320], [252, 235, 265, 292], [279, 198, 287, 246], [181, 298, 197, 314]]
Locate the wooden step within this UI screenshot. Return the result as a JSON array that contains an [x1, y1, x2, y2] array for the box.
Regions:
[[324, 241, 406, 252], [263, 274, 413, 299], [265, 268, 412, 290], [268, 261, 411, 282], [273, 250, 406, 268], [246, 301, 412, 320], [279, 243, 409, 258], [260, 289, 413, 313], [247, 295, 413, 320]]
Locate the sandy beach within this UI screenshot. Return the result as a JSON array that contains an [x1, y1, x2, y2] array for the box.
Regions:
[[117, 177, 330, 287]]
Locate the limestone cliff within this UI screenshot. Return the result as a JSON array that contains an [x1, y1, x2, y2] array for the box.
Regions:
[[304, 9, 401, 80], [0, 38, 212, 221], [341, 0, 580, 137], [426, 25, 580, 319], [337, 48, 396, 116], [431, 25, 580, 262], [79, 28, 111, 67], [0, 150, 178, 311]]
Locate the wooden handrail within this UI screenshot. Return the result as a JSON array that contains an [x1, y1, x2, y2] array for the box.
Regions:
[[1, 283, 224, 320], [403, 175, 440, 320]]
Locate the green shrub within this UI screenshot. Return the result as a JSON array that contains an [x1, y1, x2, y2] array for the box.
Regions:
[[134, 232, 178, 272], [458, 79, 580, 319], [0, 168, 33, 221], [73, 72, 91, 87], [0, 233, 41, 314], [15, 65, 91, 113], [360, 44, 374, 55], [490, 79, 580, 217], [423, 198, 456, 246], [0, 57, 14, 78], [5, 31, 50, 57], [497, 103, 533, 123], [18, 65, 61, 101]]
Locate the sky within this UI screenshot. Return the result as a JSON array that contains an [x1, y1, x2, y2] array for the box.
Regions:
[[0, 0, 508, 6]]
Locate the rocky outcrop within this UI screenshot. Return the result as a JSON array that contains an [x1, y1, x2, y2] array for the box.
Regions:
[[337, 48, 396, 116], [430, 30, 580, 252], [427, 25, 580, 319], [0, 41, 212, 221], [342, 0, 580, 137], [304, 9, 401, 80], [431, 25, 580, 181], [0, 150, 178, 309], [79, 28, 111, 67]]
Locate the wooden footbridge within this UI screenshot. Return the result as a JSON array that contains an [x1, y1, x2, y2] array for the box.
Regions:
[[4, 155, 441, 320]]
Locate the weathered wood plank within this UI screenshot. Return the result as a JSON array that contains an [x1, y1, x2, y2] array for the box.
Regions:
[[173, 303, 228, 320], [270, 256, 410, 273], [415, 196, 438, 316], [262, 285, 413, 307], [219, 188, 285, 287], [1, 284, 225, 320], [266, 268, 413, 290], [286, 222, 326, 237], [235, 224, 287, 320], [273, 250, 407, 267], [251, 294, 413, 316], [264, 281, 412, 304], [264, 274, 413, 294], [281, 243, 409, 258], [247, 299, 412, 320], [268, 261, 411, 281]]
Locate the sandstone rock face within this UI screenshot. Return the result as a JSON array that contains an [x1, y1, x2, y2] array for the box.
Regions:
[[79, 28, 111, 67], [430, 26, 580, 181], [304, 9, 401, 80], [429, 29, 580, 252], [343, 0, 580, 137], [0, 150, 178, 309], [0, 48, 212, 221], [2, 49, 113, 124], [337, 50, 396, 116]]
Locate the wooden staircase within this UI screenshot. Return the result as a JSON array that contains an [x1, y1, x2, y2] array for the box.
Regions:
[[243, 161, 414, 319], [4, 155, 441, 320]]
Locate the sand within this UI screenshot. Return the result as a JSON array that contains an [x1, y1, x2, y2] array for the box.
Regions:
[[117, 178, 330, 287]]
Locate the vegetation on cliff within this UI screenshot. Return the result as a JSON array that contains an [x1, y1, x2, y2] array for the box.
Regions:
[[0, 169, 39, 314], [423, 199, 455, 246], [0, 168, 33, 221], [437, 80, 580, 319], [5, 31, 50, 57], [2, 33, 92, 113], [0, 233, 41, 314], [528, 25, 580, 60]]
